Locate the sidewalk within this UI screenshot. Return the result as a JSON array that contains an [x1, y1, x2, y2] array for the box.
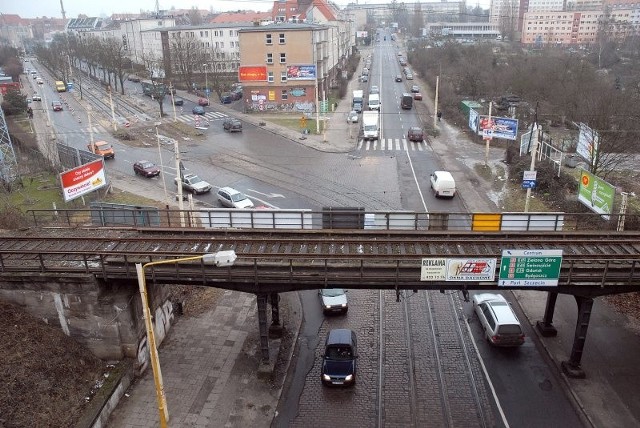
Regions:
[[104, 56, 639, 428]]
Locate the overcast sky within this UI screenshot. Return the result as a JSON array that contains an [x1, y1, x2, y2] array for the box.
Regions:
[[5, 0, 489, 19]]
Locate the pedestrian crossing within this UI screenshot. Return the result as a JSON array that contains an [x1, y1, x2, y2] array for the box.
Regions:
[[357, 138, 429, 152], [175, 111, 228, 124]]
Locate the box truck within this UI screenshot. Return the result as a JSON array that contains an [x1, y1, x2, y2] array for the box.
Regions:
[[362, 111, 379, 140], [352, 90, 364, 113]]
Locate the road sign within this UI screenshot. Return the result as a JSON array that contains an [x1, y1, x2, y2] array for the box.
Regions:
[[499, 249, 563, 287], [522, 180, 536, 189]]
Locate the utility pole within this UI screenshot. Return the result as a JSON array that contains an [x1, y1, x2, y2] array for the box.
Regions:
[[174, 140, 185, 227], [108, 86, 117, 131], [433, 75, 439, 129], [524, 126, 540, 213], [484, 101, 493, 166]]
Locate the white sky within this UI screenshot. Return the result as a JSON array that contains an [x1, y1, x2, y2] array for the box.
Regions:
[[5, 0, 490, 19]]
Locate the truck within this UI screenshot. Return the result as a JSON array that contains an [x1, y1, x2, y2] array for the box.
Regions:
[[352, 90, 364, 113], [362, 111, 379, 140], [368, 93, 380, 110], [401, 93, 413, 110], [55, 81, 66, 92]]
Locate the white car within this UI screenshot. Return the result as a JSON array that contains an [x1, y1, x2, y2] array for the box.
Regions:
[[319, 288, 348, 314], [472, 293, 525, 347], [370, 85, 379, 94], [217, 187, 254, 209], [347, 111, 359, 123]]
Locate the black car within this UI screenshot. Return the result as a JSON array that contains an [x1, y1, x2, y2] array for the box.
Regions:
[[321, 329, 357, 387], [220, 94, 233, 104], [223, 118, 242, 132], [133, 160, 161, 178], [395, 74, 403, 82], [192, 106, 205, 115], [173, 97, 184, 106], [407, 126, 424, 142]]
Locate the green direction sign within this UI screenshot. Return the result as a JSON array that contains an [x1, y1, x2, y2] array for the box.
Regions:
[[578, 170, 615, 220], [499, 249, 563, 287]]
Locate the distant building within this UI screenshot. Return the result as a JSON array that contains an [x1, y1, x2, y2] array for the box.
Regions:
[[0, 14, 34, 50], [425, 22, 501, 39], [210, 11, 273, 25]]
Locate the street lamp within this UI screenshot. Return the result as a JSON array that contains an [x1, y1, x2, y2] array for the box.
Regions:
[[135, 250, 237, 428]]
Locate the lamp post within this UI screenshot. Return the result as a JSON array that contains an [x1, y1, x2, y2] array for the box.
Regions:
[[155, 121, 169, 205], [135, 250, 237, 428]]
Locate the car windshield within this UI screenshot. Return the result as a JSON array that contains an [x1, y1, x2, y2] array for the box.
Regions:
[[97, 143, 112, 149], [141, 162, 154, 168], [326, 346, 352, 360], [189, 176, 203, 184], [321, 288, 345, 297], [231, 192, 247, 202]]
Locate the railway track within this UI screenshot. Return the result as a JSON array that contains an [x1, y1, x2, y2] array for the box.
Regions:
[[1, 231, 640, 260]]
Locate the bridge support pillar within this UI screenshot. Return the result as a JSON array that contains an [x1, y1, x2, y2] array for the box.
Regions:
[[257, 293, 270, 364], [536, 292, 558, 337], [269, 292, 283, 338], [561, 295, 593, 379]]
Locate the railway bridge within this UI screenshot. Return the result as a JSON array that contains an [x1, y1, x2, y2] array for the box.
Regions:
[[1, 226, 639, 377]]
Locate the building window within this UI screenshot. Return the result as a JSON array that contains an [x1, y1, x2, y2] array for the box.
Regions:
[[281, 71, 287, 82], [220, 42, 224, 48], [266, 53, 273, 64], [280, 53, 286, 63], [282, 89, 288, 100], [266, 33, 272, 44], [279, 33, 286, 44], [268, 72, 274, 83]]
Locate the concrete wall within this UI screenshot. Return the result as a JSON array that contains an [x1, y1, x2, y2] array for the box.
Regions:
[[0, 273, 173, 373]]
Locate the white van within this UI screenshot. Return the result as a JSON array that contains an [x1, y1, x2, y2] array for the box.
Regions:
[[368, 93, 380, 110], [430, 171, 456, 198]]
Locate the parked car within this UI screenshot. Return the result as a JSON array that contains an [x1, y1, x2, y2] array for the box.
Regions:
[[87, 141, 115, 159], [192, 106, 205, 115], [405, 73, 414, 80], [347, 110, 359, 123], [410, 85, 420, 93], [319, 289, 348, 314], [217, 187, 254, 209], [32, 93, 41, 101], [36, 77, 44, 84], [360, 74, 369, 83], [407, 126, 424, 142], [413, 92, 423, 101], [321, 329, 357, 387], [220, 93, 233, 104], [472, 293, 525, 347], [370, 85, 379, 95], [198, 98, 210, 106], [174, 173, 212, 194], [172, 97, 184, 106], [51, 100, 63, 111], [223, 118, 243, 132], [127, 75, 141, 82], [133, 160, 161, 178]]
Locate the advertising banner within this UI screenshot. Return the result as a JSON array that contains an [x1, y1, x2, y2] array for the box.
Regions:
[[469, 108, 479, 132], [445, 258, 497, 281], [356, 31, 368, 38], [577, 123, 599, 164], [477, 116, 519, 140], [578, 169, 615, 220], [286, 65, 316, 80], [238, 66, 267, 82], [59, 159, 106, 202]]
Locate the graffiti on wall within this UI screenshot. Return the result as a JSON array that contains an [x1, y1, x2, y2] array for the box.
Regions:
[[135, 299, 175, 374], [245, 101, 315, 113]]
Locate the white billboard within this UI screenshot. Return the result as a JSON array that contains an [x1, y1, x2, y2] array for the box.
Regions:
[[577, 123, 599, 164]]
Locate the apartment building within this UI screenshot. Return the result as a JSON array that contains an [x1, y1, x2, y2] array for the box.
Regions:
[[238, 23, 329, 112]]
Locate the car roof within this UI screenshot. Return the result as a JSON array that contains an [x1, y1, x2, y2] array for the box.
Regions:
[[409, 126, 422, 131], [219, 186, 242, 195], [326, 329, 355, 346]]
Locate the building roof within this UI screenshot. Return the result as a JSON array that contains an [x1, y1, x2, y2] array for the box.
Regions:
[[211, 11, 272, 24], [310, 0, 337, 21], [0, 14, 29, 26], [239, 22, 326, 32]]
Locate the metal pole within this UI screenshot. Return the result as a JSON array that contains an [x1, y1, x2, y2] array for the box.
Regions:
[[433, 75, 439, 129], [156, 123, 168, 204], [484, 101, 493, 166], [617, 192, 628, 231], [174, 140, 185, 227], [524, 125, 540, 213], [136, 263, 169, 428], [169, 82, 177, 122]]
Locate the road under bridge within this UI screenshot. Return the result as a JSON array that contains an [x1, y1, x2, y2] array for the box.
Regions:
[[1, 228, 639, 377]]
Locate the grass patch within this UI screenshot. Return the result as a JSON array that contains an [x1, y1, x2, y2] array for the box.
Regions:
[[502, 181, 550, 212], [473, 163, 494, 180], [262, 115, 321, 134]]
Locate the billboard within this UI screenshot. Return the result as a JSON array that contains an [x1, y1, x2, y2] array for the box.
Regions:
[[59, 159, 106, 202], [469, 108, 479, 132], [478, 116, 519, 140], [578, 169, 615, 220], [238, 66, 267, 82], [286, 65, 316, 80], [356, 31, 368, 38], [577, 123, 599, 164]]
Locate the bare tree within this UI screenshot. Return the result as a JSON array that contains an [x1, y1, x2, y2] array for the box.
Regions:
[[170, 34, 206, 90], [140, 51, 168, 117]]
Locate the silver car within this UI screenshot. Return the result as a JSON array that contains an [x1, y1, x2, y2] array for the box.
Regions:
[[217, 187, 254, 209], [472, 293, 525, 347], [319, 288, 348, 314], [347, 111, 359, 123]]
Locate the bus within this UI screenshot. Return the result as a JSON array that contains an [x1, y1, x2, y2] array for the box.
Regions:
[[141, 79, 166, 98], [55, 81, 66, 92]]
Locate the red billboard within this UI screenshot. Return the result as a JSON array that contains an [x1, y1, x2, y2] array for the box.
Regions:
[[238, 66, 267, 82], [59, 159, 106, 202]]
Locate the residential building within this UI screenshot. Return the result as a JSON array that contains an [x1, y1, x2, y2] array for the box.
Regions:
[[210, 11, 273, 25], [425, 22, 501, 39], [527, 0, 566, 12], [238, 23, 329, 112], [567, 0, 605, 10], [0, 14, 34, 50]]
